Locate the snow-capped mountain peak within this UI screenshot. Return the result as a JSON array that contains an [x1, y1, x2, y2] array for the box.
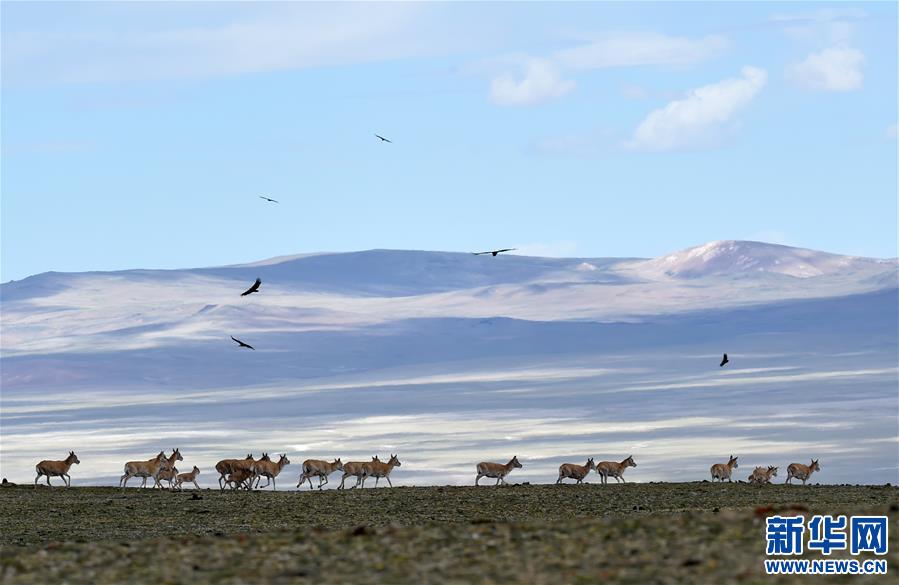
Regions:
[[628, 240, 886, 279]]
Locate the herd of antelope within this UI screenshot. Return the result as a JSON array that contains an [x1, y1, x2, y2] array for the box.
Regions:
[[31, 450, 824, 490]]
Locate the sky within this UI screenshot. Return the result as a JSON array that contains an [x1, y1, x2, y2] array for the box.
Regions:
[[1, 1, 897, 282]]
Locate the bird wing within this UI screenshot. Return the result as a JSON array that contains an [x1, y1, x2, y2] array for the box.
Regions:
[[231, 336, 241, 344], [495, 248, 516, 253], [472, 251, 490, 256], [240, 279, 260, 296], [375, 134, 392, 143]]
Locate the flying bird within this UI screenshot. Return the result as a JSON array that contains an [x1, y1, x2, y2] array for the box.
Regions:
[[259, 196, 279, 203], [374, 134, 392, 143], [240, 278, 261, 297], [473, 248, 517, 257], [720, 353, 729, 367], [231, 336, 255, 350]]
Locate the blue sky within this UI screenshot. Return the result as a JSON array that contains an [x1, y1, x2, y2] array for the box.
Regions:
[[1, 2, 896, 282]]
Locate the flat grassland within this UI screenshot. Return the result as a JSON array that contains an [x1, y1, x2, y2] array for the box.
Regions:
[[1, 482, 896, 584]]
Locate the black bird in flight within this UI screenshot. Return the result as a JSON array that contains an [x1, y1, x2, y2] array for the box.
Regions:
[[374, 134, 392, 143], [259, 196, 279, 203], [473, 248, 517, 257], [240, 278, 261, 296], [231, 336, 255, 350], [719, 353, 729, 367]]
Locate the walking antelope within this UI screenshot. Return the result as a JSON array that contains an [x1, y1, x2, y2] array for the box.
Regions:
[[710, 455, 739, 482], [475, 456, 522, 486], [786, 459, 820, 485], [120, 451, 168, 489], [362, 454, 402, 488], [155, 466, 178, 489], [297, 458, 343, 490], [254, 453, 290, 490], [596, 455, 637, 484], [748, 466, 778, 484], [34, 451, 80, 488], [557, 458, 595, 484], [338, 456, 379, 490], [215, 454, 255, 491], [153, 449, 184, 488], [173, 466, 201, 490]]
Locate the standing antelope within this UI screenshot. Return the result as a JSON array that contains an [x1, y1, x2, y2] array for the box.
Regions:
[[362, 454, 402, 488], [297, 458, 343, 490], [338, 456, 379, 490], [173, 466, 201, 490], [215, 454, 255, 490], [710, 455, 739, 482], [120, 451, 168, 489], [786, 459, 820, 485], [34, 451, 80, 488], [596, 455, 637, 484], [254, 453, 290, 490], [475, 456, 522, 486], [557, 458, 595, 484], [748, 466, 778, 484]]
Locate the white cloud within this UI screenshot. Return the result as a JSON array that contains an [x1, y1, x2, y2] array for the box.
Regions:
[[555, 33, 728, 70], [770, 8, 866, 45], [626, 66, 767, 152], [482, 31, 728, 107], [489, 58, 575, 107], [785, 45, 865, 92], [1, 4, 456, 85]]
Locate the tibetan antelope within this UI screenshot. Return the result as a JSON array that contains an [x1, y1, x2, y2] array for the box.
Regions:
[[596, 455, 637, 484], [120, 451, 168, 489], [557, 458, 596, 484], [155, 466, 178, 489], [748, 466, 778, 484], [475, 456, 522, 486], [338, 456, 379, 490], [786, 459, 820, 485], [215, 454, 255, 490], [362, 454, 402, 488], [153, 448, 184, 488], [710, 455, 739, 482], [297, 458, 343, 490], [254, 453, 290, 490], [223, 468, 254, 491], [173, 466, 201, 490], [34, 451, 80, 488]]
